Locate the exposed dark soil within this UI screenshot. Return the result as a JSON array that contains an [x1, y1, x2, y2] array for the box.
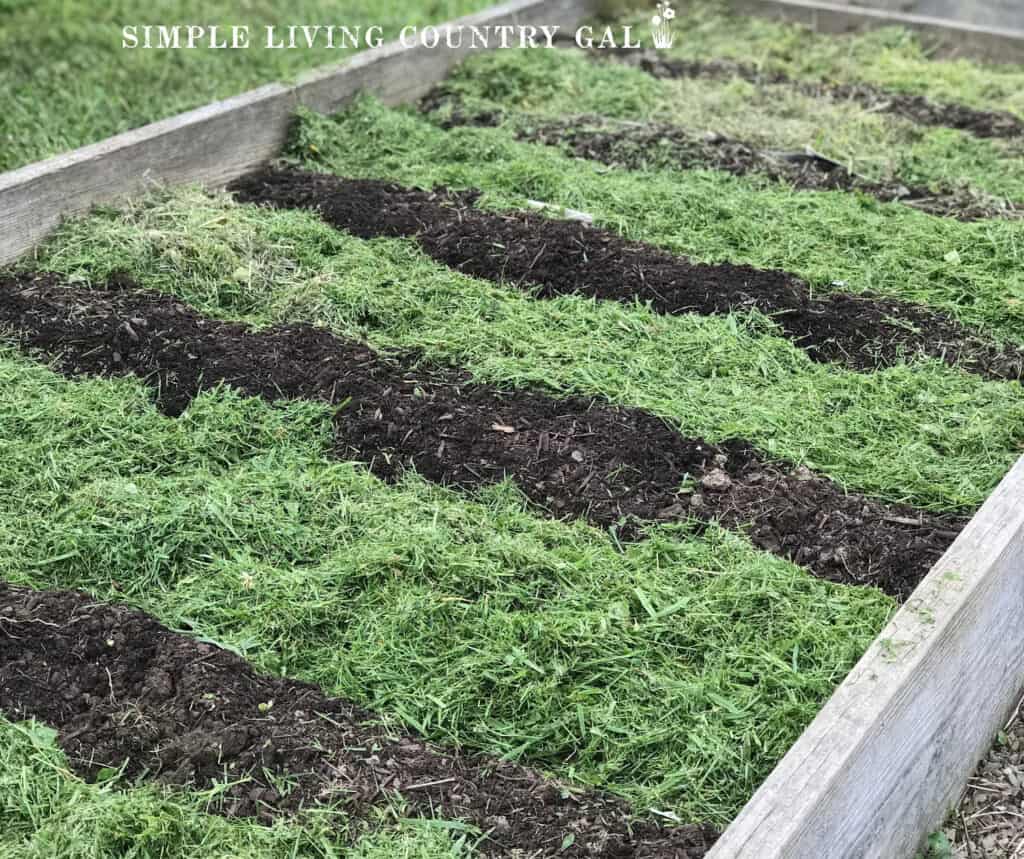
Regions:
[[228, 167, 1024, 383], [586, 49, 1024, 141], [0, 582, 718, 857], [0, 273, 965, 598], [425, 102, 1019, 221]]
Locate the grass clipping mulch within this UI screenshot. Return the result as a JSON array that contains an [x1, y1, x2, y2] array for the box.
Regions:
[[427, 103, 1022, 222], [619, 54, 1024, 141], [0, 583, 718, 857], [228, 168, 1024, 385], [0, 272, 962, 598]]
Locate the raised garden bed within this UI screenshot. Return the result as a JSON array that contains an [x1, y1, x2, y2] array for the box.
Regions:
[[2, 2, 1024, 857]]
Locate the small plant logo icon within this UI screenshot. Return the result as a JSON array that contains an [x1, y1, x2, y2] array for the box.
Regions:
[[650, 2, 676, 49]]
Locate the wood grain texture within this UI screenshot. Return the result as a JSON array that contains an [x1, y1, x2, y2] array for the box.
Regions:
[[721, 0, 1024, 62], [708, 455, 1024, 859], [0, 0, 594, 266]]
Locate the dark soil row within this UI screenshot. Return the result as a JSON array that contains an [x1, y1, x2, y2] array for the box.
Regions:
[[590, 49, 1024, 141], [228, 167, 1024, 383], [0, 582, 718, 857], [0, 273, 964, 598], [424, 103, 1018, 221]]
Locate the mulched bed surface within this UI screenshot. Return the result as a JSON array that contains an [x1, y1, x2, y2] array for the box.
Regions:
[[425, 102, 1018, 221], [948, 696, 1024, 857], [593, 50, 1024, 141], [228, 167, 1024, 383], [0, 582, 718, 857], [0, 273, 965, 598]]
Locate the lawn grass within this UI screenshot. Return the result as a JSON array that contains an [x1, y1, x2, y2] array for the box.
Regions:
[[29, 184, 1024, 514], [272, 99, 1024, 347], [0, 348, 893, 826], [625, 0, 1024, 115], [0, 717, 465, 858], [0, 0, 490, 172], [428, 48, 1024, 203]]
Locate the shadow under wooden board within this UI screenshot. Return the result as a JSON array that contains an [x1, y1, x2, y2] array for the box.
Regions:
[[1, 0, 1024, 856]]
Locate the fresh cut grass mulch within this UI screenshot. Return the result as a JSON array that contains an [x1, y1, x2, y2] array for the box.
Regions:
[[630, 1, 1024, 115], [277, 99, 1024, 347], [0, 351, 894, 827], [0, 717, 465, 858], [31, 171, 1024, 514], [425, 47, 1024, 205], [5, 4, 1024, 853]]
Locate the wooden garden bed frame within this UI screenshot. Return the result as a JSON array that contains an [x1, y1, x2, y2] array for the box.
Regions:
[[1, 1, 1023, 855], [708, 457, 1024, 858]]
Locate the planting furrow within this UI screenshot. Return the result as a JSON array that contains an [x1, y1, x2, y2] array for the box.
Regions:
[[0, 273, 962, 597], [0, 582, 718, 857], [228, 167, 1024, 383], [427, 106, 1018, 221], [589, 50, 1024, 141]]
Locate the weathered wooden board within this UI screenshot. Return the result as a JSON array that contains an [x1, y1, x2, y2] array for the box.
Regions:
[[722, 0, 1024, 62], [707, 455, 1024, 859], [0, 0, 594, 267], [832, 0, 1021, 32]]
